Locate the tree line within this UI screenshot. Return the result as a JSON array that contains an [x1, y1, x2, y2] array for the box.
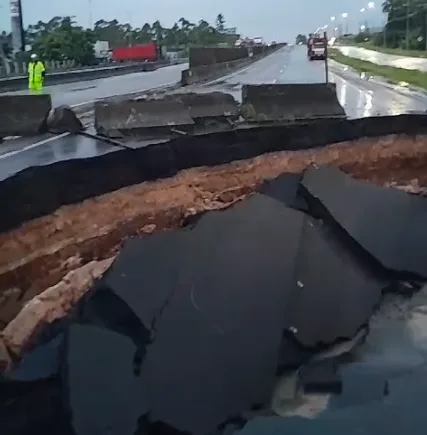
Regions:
[[353, 0, 427, 50], [0, 13, 237, 65]]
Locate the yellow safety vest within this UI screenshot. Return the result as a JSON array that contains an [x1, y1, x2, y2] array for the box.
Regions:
[[28, 61, 45, 84]]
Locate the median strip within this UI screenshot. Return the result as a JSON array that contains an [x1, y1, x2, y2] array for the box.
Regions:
[[329, 48, 427, 90]]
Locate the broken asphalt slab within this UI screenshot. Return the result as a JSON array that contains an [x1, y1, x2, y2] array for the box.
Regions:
[[74, 194, 305, 435], [4, 162, 427, 434], [64, 324, 146, 435], [283, 217, 384, 348], [257, 172, 308, 213], [59, 190, 390, 435], [301, 165, 427, 278]]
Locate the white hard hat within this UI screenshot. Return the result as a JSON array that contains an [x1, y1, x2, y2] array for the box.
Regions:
[[30, 53, 37, 59]]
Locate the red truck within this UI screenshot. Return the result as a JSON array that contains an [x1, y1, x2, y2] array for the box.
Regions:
[[112, 42, 159, 63], [307, 34, 327, 61]]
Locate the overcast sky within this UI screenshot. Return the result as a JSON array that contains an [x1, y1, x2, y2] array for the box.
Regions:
[[0, 0, 385, 41]]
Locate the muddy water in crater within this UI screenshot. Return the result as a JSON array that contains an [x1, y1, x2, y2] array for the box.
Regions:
[[1, 133, 427, 333]]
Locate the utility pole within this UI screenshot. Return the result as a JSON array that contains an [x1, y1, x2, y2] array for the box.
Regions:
[[88, 0, 93, 29], [406, 0, 410, 50], [9, 0, 24, 53], [324, 31, 328, 84]]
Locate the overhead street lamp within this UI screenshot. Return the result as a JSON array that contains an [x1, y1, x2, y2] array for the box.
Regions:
[[359, 2, 375, 32], [319, 3, 375, 40]]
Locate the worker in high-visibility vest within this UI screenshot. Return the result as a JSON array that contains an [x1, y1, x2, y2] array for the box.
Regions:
[[28, 54, 45, 95]]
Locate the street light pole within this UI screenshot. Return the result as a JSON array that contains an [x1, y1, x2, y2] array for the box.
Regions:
[[342, 12, 348, 35], [88, 0, 93, 29], [406, 0, 410, 50], [425, 7, 427, 51], [9, 0, 24, 53]]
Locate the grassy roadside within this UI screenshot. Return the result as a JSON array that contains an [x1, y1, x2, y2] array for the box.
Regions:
[[350, 42, 427, 58], [329, 48, 427, 90]]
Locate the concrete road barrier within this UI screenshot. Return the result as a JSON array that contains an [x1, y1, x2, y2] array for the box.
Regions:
[[189, 47, 249, 68], [0, 94, 52, 138], [94, 91, 239, 138], [181, 45, 285, 87], [181, 58, 252, 86], [94, 98, 195, 137], [241, 83, 346, 122], [173, 92, 240, 119]]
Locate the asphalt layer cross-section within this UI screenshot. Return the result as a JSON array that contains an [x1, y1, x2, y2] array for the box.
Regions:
[[1, 45, 427, 181]]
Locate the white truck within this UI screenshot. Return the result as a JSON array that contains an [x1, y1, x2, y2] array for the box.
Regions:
[[93, 40, 111, 63]]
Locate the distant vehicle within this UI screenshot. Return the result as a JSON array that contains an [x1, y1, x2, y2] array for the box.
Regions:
[[94, 40, 110, 62], [111, 42, 159, 63], [307, 34, 326, 60]]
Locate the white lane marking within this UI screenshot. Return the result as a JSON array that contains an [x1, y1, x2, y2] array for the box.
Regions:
[[0, 132, 70, 160]]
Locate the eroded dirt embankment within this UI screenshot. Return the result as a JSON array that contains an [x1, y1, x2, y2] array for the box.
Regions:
[[1, 133, 427, 362]]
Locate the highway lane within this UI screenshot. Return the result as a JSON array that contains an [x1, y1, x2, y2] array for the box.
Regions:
[[337, 45, 427, 72], [200, 45, 427, 117], [1, 45, 427, 181], [2, 62, 188, 108]]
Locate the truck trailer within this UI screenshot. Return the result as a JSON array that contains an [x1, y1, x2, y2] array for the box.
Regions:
[[307, 34, 326, 60], [111, 42, 159, 63]]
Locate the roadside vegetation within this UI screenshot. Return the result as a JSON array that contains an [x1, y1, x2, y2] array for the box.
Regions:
[[351, 41, 427, 58], [329, 48, 427, 90], [0, 13, 236, 65], [339, 0, 427, 57]]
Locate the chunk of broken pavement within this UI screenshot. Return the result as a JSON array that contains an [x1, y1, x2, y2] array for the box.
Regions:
[[137, 194, 304, 435], [47, 105, 83, 134], [86, 194, 305, 435], [284, 217, 384, 347], [258, 172, 308, 212], [301, 165, 427, 278], [63, 324, 146, 435]]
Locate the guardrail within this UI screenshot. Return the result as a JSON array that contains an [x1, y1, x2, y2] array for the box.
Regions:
[[0, 58, 189, 93]]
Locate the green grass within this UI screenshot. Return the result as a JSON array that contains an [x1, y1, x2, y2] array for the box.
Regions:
[[351, 42, 427, 58], [329, 48, 427, 90]]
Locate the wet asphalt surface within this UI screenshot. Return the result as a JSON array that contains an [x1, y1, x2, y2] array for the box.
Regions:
[[1, 62, 188, 107], [338, 45, 427, 72], [1, 45, 427, 183]]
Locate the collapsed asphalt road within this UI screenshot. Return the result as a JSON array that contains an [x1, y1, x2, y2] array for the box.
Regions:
[[2, 135, 427, 434]]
